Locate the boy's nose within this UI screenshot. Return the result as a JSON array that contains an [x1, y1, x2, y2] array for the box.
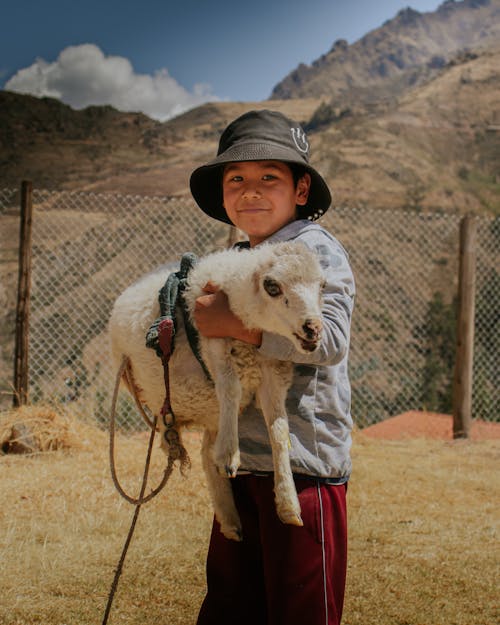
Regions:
[[242, 180, 262, 198], [242, 184, 262, 199]]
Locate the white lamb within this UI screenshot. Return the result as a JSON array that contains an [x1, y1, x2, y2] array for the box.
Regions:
[[109, 241, 325, 541]]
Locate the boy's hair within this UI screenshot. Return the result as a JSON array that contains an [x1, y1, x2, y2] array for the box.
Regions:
[[289, 162, 307, 186], [190, 110, 332, 224], [289, 163, 311, 221]]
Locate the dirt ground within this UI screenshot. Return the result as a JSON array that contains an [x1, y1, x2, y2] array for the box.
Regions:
[[361, 410, 500, 440]]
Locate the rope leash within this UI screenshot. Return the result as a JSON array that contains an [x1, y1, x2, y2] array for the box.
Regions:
[[109, 355, 181, 506], [104, 349, 187, 621], [103, 356, 180, 625]]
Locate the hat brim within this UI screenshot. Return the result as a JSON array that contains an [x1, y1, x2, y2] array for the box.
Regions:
[[190, 142, 332, 225]]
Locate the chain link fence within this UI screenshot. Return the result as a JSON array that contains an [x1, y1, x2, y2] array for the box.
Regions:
[[0, 186, 498, 430]]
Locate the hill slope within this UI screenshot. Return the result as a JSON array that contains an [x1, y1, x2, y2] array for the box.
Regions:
[[0, 93, 321, 196]]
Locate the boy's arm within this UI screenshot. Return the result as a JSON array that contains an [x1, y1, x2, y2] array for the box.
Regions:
[[193, 283, 262, 346]]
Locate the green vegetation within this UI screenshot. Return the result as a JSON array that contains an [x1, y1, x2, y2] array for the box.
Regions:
[[416, 293, 457, 413], [474, 266, 500, 420]]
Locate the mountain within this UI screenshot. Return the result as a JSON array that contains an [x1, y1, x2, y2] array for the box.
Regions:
[[271, 0, 500, 104], [0, 0, 498, 214]]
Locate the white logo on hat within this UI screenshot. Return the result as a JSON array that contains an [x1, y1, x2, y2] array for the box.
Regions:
[[290, 127, 309, 153]]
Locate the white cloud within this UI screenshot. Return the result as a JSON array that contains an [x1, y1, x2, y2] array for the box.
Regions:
[[4, 44, 219, 121]]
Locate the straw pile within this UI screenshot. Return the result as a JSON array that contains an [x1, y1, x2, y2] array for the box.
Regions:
[[0, 404, 105, 454]]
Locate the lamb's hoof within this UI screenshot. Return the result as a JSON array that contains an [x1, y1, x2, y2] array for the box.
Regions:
[[278, 510, 304, 527], [220, 524, 243, 542], [214, 448, 240, 478], [217, 511, 243, 541], [277, 499, 303, 526], [279, 511, 303, 527]]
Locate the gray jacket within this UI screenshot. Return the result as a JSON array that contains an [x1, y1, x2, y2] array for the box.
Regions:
[[238, 219, 355, 482]]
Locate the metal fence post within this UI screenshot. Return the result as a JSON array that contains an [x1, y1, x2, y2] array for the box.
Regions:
[[13, 180, 33, 407], [452, 214, 477, 438]]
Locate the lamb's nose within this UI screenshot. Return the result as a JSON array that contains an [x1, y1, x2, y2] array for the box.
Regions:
[[302, 319, 322, 339]]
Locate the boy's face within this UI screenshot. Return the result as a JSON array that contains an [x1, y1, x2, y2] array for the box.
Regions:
[[222, 160, 310, 247]]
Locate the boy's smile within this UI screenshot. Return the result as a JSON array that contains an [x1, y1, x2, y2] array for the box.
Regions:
[[222, 160, 310, 247]]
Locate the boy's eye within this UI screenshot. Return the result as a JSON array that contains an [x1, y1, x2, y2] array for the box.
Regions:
[[262, 174, 276, 181]]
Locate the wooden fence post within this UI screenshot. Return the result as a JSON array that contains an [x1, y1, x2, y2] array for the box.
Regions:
[[227, 226, 246, 247], [13, 180, 33, 407], [452, 214, 477, 438]]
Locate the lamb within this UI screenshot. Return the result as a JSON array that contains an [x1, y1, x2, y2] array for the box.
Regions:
[[108, 240, 325, 541]]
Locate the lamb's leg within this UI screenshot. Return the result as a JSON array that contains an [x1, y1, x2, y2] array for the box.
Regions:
[[204, 339, 242, 477], [257, 362, 303, 526], [201, 429, 242, 541]]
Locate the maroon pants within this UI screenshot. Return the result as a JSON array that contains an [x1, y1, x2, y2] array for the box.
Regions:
[[196, 474, 347, 625]]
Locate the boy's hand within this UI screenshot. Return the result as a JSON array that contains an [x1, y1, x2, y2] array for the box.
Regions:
[[193, 282, 262, 346]]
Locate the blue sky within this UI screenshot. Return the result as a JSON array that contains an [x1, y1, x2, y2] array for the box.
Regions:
[[1, 0, 445, 120]]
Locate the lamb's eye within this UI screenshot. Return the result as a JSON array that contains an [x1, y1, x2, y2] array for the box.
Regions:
[[263, 279, 282, 297]]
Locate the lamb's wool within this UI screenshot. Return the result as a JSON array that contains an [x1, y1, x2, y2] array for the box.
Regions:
[[109, 241, 324, 540]]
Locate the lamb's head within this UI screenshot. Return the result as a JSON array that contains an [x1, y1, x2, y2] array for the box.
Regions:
[[253, 243, 325, 353]]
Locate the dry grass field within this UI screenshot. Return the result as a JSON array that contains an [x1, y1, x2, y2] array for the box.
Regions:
[[0, 406, 498, 625]]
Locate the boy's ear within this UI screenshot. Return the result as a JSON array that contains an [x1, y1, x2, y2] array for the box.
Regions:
[[295, 173, 311, 206]]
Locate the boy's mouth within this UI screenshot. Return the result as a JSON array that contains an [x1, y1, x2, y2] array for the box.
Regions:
[[237, 208, 269, 216]]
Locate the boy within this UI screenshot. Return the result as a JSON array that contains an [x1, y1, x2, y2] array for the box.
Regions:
[[189, 109, 355, 625]]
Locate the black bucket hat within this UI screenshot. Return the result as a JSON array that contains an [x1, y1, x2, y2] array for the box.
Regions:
[[189, 109, 332, 224]]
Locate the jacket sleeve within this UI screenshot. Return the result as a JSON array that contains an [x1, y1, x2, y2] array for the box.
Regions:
[[257, 231, 355, 366]]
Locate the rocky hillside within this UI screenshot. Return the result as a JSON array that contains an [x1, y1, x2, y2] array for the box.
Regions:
[[308, 45, 500, 214], [271, 0, 500, 104]]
